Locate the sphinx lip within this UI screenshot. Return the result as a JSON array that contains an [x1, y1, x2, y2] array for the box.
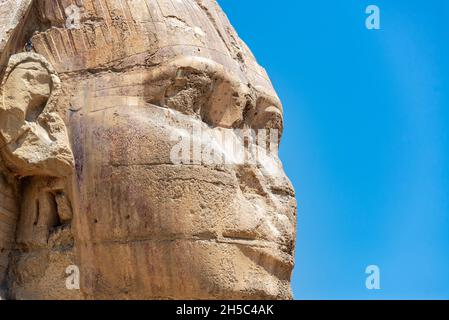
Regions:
[[86, 235, 294, 278], [215, 237, 294, 280], [216, 236, 290, 250], [215, 237, 294, 266]]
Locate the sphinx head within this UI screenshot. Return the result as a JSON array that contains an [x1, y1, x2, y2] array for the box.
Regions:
[[0, 0, 296, 299]]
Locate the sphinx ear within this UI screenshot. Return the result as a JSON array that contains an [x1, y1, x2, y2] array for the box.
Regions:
[[0, 53, 74, 177]]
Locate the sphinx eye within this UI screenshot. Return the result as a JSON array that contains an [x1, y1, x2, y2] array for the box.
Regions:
[[163, 68, 212, 117]]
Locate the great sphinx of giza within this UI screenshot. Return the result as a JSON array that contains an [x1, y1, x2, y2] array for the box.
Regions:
[[0, 0, 297, 299]]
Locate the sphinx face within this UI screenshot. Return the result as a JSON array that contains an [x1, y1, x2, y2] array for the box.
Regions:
[[1, 0, 297, 299], [67, 60, 296, 299]]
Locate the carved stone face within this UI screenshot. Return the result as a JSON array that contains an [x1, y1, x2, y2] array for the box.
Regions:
[[0, 0, 296, 299]]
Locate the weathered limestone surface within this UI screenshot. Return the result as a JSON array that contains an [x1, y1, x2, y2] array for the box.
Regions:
[[0, 0, 32, 52], [0, 0, 297, 300], [0, 0, 33, 71]]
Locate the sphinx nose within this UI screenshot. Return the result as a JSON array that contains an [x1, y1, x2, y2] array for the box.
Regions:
[[233, 164, 296, 247]]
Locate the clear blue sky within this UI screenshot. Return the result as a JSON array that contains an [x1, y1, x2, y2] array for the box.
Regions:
[[219, 0, 449, 299]]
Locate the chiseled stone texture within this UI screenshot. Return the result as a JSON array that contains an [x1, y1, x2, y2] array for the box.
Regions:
[[0, 0, 297, 300], [0, 0, 32, 69], [0, 0, 32, 52]]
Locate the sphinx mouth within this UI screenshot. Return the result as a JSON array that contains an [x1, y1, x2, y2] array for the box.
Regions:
[[215, 236, 294, 280], [87, 234, 294, 280], [216, 236, 292, 254]]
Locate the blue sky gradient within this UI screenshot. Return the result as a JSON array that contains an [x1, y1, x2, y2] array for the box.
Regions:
[[219, 0, 449, 299]]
